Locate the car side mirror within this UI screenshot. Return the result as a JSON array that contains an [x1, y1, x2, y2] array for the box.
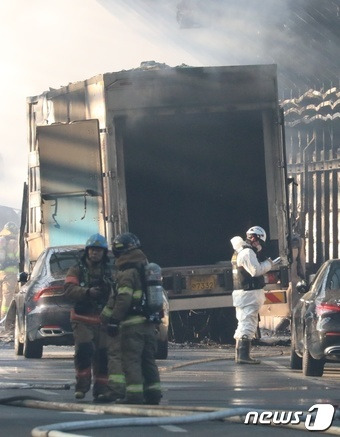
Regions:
[[296, 280, 308, 294], [18, 271, 28, 284]]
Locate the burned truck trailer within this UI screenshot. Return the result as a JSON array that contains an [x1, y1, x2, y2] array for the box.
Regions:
[[24, 63, 291, 342]]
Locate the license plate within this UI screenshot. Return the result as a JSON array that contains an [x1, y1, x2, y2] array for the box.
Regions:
[[189, 275, 217, 291]]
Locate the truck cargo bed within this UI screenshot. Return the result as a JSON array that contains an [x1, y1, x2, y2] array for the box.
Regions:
[[121, 110, 270, 267]]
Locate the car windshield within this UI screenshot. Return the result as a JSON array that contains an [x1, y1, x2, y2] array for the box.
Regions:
[[49, 250, 83, 276], [324, 261, 340, 301], [30, 252, 47, 278], [308, 264, 328, 297], [327, 262, 340, 290]]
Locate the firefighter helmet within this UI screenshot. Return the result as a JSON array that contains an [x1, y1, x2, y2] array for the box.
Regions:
[[85, 233, 108, 250], [3, 222, 18, 235], [112, 232, 141, 256], [246, 226, 267, 242]]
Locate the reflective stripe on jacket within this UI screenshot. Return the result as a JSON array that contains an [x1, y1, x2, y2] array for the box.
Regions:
[[102, 249, 147, 326]]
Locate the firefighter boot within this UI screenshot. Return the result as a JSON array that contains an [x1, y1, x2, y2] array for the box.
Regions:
[[92, 375, 109, 402], [74, 342, 93, 399], [144, 382, 162, 405], [95, 378, 125, 403], [96, 389, 120, 403], [115, 395, 144, 405], [144, 391, 162, 405], [235, 336, 260, 364], [75, 367, 91, 399]]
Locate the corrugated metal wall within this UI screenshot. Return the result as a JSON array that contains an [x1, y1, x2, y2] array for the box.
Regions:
[[283, 87, 340, 273]]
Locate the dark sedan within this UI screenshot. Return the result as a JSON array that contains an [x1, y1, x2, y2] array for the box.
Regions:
[[290, 259, 340, 376], [7, 246, 85, 358], [7, 245, 169, 359]]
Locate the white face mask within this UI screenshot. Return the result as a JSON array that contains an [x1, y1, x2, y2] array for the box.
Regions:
[[248, 235, 261, 249]]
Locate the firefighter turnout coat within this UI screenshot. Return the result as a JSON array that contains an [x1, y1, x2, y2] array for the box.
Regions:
[[64, 255, 113, 398], [101, 248, 162, 405]]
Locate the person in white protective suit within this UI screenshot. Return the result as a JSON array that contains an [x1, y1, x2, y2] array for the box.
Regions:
[[230, 226, 274, 364]]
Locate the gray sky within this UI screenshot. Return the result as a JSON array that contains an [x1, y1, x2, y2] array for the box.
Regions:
[[0, 0, 202, 209], [1, 0, 338, 210]]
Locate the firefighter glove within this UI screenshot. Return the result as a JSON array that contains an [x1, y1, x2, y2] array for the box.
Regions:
[[87, 286, 102, 299], [107, 319, 120, 337], [100, 306, 113, 325], [268, 258, 275, 269]]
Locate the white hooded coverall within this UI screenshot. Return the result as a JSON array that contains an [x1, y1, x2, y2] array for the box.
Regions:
[[231, 236, 272, 340]]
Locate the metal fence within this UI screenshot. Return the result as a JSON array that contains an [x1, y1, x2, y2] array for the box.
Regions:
[[283, 87, 340, 273]]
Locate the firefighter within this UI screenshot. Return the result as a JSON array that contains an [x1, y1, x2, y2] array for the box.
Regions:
[[0, 222, 19, 320], [64, 234, 115, 401], [100, 232, 162, 405], [230, 226, 274, 364]]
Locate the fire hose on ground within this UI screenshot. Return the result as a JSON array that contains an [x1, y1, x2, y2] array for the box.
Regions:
[[0, 354, 339, 436], [0, 383, 71, 390], [1, 395, 340, 436]]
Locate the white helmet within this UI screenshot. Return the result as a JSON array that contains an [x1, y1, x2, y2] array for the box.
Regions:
[[246, 226, 266, 242]]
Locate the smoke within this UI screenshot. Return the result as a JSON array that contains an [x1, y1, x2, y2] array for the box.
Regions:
[[1, 0, 339, 209], [0, 154, 3, 183], [98, 0, 340, 94]]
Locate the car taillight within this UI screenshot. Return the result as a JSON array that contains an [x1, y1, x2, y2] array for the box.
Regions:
[[33, 286, 64, 302], [264, 271, 280, 284], [316, 302, 340, 316]]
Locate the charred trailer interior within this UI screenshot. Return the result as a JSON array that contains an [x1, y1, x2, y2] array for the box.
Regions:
[[120, 110, 270, 268], [106, 65, 289, 267]]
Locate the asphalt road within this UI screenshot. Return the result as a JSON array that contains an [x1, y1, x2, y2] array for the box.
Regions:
[[1, 336, 340, 436]]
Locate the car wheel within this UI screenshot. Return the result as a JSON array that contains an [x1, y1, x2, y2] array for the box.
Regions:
[[290, 330, 302, 370], [156, 339, 168, 360], [302, 336, 324, 377], [23, 318, 43, 359], [14, 312, 23, 356]]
